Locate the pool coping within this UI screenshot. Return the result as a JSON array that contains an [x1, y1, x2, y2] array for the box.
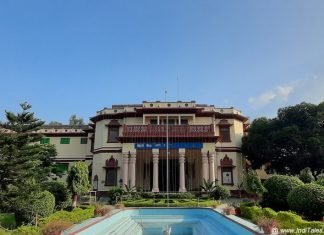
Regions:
[[65, 207, 263, 235]]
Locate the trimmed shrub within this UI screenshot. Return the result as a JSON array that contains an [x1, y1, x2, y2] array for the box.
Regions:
[[11, 225, 40, 235], [240, 205, 263, 223], [94, 204, 113, 216], [262, 175, 303, 210], [211, 185, 230, 200], [287, 183, 324, 220], [41, 206, 94, 225], [299, 167, 315, 183], [141, 192, 154, 198], [243, 170, 266, 196], [41, 220, 73, 235], [262, 207, 277, 218], [41, 181, 71, 210], [108, 187, 124, 204], [316, 176, 324, 186], [13, 190, 55, 224]]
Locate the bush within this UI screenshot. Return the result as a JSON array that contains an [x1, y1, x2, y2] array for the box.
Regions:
[[94, 204, 112, 216], [41, 220, 73, 235], [108, 187, 124, 204], [287, 183, 324, 220], [316, 176, 324, 186], [41, 181, 71, 210], [211, 185, 230, 200], [240, 205, 264, 223], [299, 167, 315, 183], [141, 192, 154, 198], [262, 175, 303, 210], [13, 190, 55, 224], [41, 206, 94, 225], [262, 207, 277, 218], [0, 213, 16, 229], [11, 225, 40, 235]]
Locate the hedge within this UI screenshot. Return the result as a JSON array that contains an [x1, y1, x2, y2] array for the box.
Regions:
[[240, 202, 324, 235], [13, 191, 55, 224], [123, 199, 220, 208], [41, 181, 71, 210], [262, 175, 303, 210], [287, 183, 324, 220], [211, 185, 230, 200]]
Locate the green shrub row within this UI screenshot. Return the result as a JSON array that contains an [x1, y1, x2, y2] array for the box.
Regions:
[[240, 203, 324, 235], [124, 199, 219, 207]]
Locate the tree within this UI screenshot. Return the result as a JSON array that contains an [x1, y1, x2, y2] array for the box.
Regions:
[[47, 121, 63, 126], [67, 162, 90, 208], [69, 115, 84, 126], [242, 102, 324, 177], [0, 102, 56, 205]]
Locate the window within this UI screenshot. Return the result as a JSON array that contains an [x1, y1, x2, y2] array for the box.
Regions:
[[220, 126, 231, 142], [60, 138, 70, 144], [150, 119, 157, 125], [108, 127, 119, 142], [80, 138, 88, 144], [180, 119, 188, 125], [221, 167, 233, 185], [105, 168, 117, 186], [40, 138, 50, 144]]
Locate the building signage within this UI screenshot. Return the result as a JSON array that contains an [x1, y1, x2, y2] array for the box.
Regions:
[[135, 142, 203, 149]]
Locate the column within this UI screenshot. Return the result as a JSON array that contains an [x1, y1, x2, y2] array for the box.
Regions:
[[209, 153, 216, 183], [129, 153, 136, 189], [179, 152, 186, 192], [152, 153, 159, 192], [202, 153, 209, 182], [122, 153, 129, 189]]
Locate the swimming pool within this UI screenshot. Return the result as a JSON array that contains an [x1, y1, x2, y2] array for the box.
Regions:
[[67, 208, 256, 235]]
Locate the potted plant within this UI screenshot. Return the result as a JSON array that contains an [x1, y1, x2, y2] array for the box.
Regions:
[[223, 205, 235, 215], [233, 203, 241, 216], [257, 217, 278, 235]]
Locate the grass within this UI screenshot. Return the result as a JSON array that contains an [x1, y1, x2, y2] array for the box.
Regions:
[[0, 214, 16, 229], [123, 198, 220, 207]]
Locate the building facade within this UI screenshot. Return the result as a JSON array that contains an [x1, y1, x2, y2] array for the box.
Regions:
[[36, 101, 249, 194]]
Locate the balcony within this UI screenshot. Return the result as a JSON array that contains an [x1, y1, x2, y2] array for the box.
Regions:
[[122, 124, 215, 138]]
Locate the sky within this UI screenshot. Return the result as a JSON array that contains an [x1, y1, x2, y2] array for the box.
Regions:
[[1, 0, 324, 123]]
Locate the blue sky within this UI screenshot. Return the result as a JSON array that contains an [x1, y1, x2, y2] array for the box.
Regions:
[[1, 0, 324, 123]]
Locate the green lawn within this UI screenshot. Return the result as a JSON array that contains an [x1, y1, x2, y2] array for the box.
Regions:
[[123, 198, 220, 207], [0, 213, 16, 229]]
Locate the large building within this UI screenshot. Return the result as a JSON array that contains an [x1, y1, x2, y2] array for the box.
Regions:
[[36, 101, 249, 195]]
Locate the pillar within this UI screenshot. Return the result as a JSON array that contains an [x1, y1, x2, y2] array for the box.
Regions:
[[179, 152, 186, 192], [129, 153, 136, 189], [152, 153, 159, 192], [122, 153, 129, 189], [209, 153, 216, 183], [202, 153, 209, 182]]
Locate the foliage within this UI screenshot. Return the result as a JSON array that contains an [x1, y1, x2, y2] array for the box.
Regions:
[[243, 170, 266, 196], [0, 103, 56, 206], [123, 198, 220, 208], [200, 179, 217, 197], [0, 213, 16, 229], [315, 176, 324, 186], [108, 187, 124, 204], [11, 225, 40, 235], [262, 175, 303, 210], [40, 206, 94, 225], [211, 185, 230, 200], [299, 167, 315, 183], [41, 219, 73, 235], [262, 208, 277, 219], [240, 205, 264, 223], [287, 183, 324, 220], [153, 192, 195, 199], [242, 102, 324, 177], [12, 190, 55, 224], [69, 115, 84, 125], [47, 121, 63, 126], [41, 181, 71, 210], [67, 162, 90, 207]]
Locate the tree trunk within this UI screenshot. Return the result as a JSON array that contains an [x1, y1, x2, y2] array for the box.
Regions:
[[72, 194, 78, 208]]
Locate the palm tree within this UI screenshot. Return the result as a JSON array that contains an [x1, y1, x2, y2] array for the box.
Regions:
[[200, 179, 217, 197]]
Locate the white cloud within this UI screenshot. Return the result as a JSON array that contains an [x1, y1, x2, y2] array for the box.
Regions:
[[248, 85, 294, 108]]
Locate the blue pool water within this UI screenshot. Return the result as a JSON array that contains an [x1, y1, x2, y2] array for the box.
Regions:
[[72, 208, 255, 235]]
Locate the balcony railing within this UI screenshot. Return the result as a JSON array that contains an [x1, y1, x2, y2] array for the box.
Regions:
[[123, 124, 214, 137]]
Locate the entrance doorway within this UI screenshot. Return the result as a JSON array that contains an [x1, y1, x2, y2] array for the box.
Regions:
[[158, 159, 179, 192]]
